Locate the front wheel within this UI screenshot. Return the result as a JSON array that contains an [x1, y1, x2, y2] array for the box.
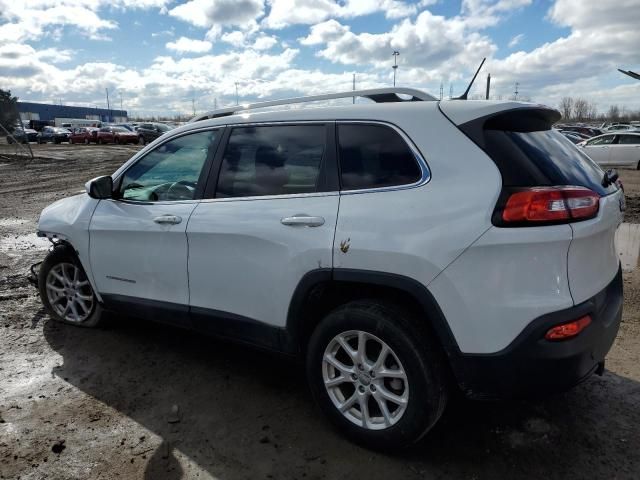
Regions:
[[38, 247, 106, 328], [306, 300, 448, 450]]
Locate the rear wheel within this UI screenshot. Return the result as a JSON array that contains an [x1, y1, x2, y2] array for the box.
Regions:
[[38, 247, 105, 328], [306, 300, 448, 450]]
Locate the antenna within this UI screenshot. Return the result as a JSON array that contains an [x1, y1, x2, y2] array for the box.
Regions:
[[453, 57, 486, 100]]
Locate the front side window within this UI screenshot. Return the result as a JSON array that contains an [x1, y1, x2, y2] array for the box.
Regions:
[[337, 124, 422, 190], [216, 125, 325, 198], [119, 130, 216, 201], [588, 135, 616, 146]]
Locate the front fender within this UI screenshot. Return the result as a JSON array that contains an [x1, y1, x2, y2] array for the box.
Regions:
[[38, 193, 102, 301]]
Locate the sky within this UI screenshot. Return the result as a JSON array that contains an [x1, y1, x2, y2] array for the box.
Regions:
[[0, 0, 639, 117]]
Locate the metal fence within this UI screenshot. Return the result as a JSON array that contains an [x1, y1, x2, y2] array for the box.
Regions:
[[0, 100, 34, 162]]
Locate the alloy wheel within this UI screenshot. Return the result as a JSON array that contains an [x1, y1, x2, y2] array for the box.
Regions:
[[322, 330, 409, 430], [45, 262, 94, 323]]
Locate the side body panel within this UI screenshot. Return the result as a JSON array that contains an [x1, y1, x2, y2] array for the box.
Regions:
[[37, 193, 102, 299], [428, 225, 574, 354], [334, 110, 502, 291], [584, 145, 611, 165], [568, 191, 624, 304], [187, 194, 339, 328], [89, 199, 198, 306]]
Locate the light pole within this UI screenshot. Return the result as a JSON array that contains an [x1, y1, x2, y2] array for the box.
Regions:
[[392, 51, 399, 87], [235, 82, 239, 105], [105, 88, 111, 122]]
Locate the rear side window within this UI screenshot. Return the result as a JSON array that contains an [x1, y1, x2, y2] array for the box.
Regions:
[[216, 125, 325, 198], [619, 135, 640, 145], [337, 124, 421, 190]]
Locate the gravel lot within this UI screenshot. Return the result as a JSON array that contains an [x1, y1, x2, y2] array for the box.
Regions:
[[1, 143, 639, 480]]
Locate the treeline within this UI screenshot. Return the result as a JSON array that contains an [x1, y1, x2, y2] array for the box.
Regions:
[[558, 96, 640, 122]]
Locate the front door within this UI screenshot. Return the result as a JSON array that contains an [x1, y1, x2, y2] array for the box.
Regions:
[[187, 124, 339, 347], [611, 134, 640, 167], [584, 134, 616, 165], [89, 128, 220, 324]]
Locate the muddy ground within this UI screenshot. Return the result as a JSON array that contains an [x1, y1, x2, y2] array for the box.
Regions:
[[1, 143, 639, 480]]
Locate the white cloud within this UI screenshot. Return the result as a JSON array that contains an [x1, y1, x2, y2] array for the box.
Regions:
[[263, 0, 422, 29], [169, 0, 265, 31], [460, 0, 532, 28], [166, 36, 213, 53], [508, 33, 524, 48], [252, 34, 278, 50], [299, 19, 349, 45]]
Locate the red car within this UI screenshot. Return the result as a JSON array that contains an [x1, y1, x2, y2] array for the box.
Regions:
[[69, 127, 99, 144], [96, 126, 139, 144]]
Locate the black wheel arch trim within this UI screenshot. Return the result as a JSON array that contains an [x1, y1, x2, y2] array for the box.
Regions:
[[285, 268, 462, 360]]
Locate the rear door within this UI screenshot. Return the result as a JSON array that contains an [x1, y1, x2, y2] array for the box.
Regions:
[[89, 128, 220, 325], [611, 134, 640, 167], [186, 123, 339, 346]]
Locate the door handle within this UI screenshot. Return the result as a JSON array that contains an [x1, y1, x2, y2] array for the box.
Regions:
[[153, 215, 182, 225], [281, 215, 325, 227]]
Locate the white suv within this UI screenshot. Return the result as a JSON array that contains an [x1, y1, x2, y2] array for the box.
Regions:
[[35, 88, 624, 450]]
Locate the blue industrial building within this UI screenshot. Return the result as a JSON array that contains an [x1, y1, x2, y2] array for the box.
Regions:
[[17, 101, 127, 124]]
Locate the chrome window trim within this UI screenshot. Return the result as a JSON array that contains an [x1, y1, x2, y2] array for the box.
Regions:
[[199, 191, 339, 204], [336, 120, 431, 195]]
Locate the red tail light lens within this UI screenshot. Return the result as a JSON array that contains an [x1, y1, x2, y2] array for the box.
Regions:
[[502, 186, 599, 224], [545, 315, 592, 341]]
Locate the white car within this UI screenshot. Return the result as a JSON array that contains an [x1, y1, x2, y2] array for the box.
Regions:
[[35, 88, 624, 450], [579, 132, 640, 168]]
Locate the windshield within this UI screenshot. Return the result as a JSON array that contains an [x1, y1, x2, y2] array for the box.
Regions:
[[112, 127, 129, 132], [156, 124, 170, 132]]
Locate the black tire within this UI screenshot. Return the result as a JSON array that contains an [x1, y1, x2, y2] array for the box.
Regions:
[[138, 136, 145, 145], [306, 300, 448, 450], [97, 138, 102, 145], [38, 246, 106, 328], [84, 137, 89, 145], [7, 137, 13, 144], [115, 137, 120, 145], [636, 161, 640, 170]]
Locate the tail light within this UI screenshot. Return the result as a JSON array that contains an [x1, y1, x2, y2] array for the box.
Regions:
[[545, 315, 592, 341], [501, 186, 599, 225]]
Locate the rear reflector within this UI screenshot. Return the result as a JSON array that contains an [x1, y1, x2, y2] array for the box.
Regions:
[[502, 186, 599, 224], [545, 315, 592, 341]]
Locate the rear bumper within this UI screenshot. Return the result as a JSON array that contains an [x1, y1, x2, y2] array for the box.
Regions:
[[453, 265, 623, 400]]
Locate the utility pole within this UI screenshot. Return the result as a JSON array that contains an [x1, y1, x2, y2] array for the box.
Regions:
[[119, 92, 123, 115], [192, 97, 196, 116], [214, 97, 218, 110], [352, 73, 356, 104], [392, 51, 399, 87], [439, 82, 443, 100], [449, 84, 453, 99], [235, 82, 239, 105], [485, 73, 491, 100], [514, 82, 519, 100], [105, 88, 111, 122]]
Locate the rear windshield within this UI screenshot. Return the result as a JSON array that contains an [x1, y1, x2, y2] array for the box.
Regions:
[[482, 127, 617, 196]]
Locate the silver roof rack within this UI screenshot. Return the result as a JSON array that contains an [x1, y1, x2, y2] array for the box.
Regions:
[[190, 87, 436, 122]]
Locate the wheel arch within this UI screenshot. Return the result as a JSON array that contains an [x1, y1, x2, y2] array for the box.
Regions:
[[284, 269, 462, 364]]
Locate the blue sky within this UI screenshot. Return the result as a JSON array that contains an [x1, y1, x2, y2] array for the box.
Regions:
[[1, 0, 638, 117]]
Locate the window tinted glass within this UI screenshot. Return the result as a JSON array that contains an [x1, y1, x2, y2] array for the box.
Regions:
[[588, 135, 615, 146], [619, 135, 640, 145], [484, 129, 616, 196], [119, 130, 215, 201], [337, 124, 421, 190], [216, 125, 325, 198]]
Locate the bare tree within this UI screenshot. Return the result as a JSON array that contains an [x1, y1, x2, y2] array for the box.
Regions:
[[608, 105, 620, 121], [573, 98, 589, 121], [559, 97, 574, 120]]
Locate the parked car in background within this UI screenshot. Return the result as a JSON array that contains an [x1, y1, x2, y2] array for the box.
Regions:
[[561, 131, 585, 144], [70, 127, 99, 144], [96, 126, 139, 144], [136, 122, 171, 144], [561, 126, 602, 137], [7, 128, 38, 144], [579, 132, 640, 168], [37, 127, 71, 144], [604, 124, 636, 132]]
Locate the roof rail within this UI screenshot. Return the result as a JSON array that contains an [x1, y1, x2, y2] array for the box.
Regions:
[[190, 87, 436, 122]]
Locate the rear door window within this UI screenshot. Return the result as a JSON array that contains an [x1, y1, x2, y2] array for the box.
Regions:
[[618, 135, 640, 145], [215, 125, 326, 198], [337, 124, 421, 190], [587, 135, 616, 146]]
